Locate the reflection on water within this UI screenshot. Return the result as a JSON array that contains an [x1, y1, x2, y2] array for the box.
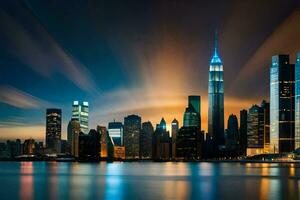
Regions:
[[20, 162, 33, 200], [0, 162, 298, 199]]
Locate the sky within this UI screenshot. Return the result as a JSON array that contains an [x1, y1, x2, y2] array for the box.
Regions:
[[0, 0, 300, 141]]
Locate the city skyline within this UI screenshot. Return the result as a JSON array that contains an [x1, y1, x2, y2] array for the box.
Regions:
[[1, 1, 300, 141]]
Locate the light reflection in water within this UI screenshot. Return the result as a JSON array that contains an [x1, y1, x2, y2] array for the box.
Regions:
[[20, 162, 33, 200], [69, 163, 94, 199], [10, 162, 300, 199], [48, 162, 58, 200], [104, 163, 124, 200], [163, 163, 189, 199]]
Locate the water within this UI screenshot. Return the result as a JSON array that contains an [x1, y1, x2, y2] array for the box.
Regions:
[[0, 162, 299, 200]]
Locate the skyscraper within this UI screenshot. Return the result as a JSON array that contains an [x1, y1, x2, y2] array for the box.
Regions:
[[140, 121, 154, 159], [247, 104, 264, 155], [261, 100, 270, 153], [270, 55, 295, 153], [153, 118, 171, 160], [240, 109, 247, 156], [183, 105, 199, 128], [108, 121, 123, 146], [295, 52, 300, 149], [72, 101, 89, 133], [208, 33, 224, 153], [171, 119, 179, 159], [45, 108, 62, 153], [176, 126, 201, 160], [67, 119, 81, 143], [226, 114, 239, 149], [188, 95, 201, 125], [124, 115, 141, 159], [67, 119, 81, 156]]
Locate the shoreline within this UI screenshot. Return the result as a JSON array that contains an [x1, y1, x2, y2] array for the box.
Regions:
[[0, 158, 299, 164]]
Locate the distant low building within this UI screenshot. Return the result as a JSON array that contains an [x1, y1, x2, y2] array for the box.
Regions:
[[23, 139, 35, 155], [113, 146, 125, 160]]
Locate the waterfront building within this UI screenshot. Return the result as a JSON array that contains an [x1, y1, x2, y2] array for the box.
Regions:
[[123, 115, 141, 159], [113, 146, 125, 160], [108, 121, 123, 146], [295, 52, 300, 149], [226, 114, 239, 151], [247, 104, 264, 155], [270, 55, 295, 153], [171, 119, 179, 159], [240, 109, 248, 156], [72, 101, 89, 133], [176, 126, 201, 160], [208, 33, 225, 154], [23, 139, 35, 155], [183, 105, 200, 128], [45, 108, 62, 153], [98, 126, 114, 159], [153, 118, 171, 160], [140, 121, 154, 159], [262, 100, 270, 153], [188, 95, 201, 127], [67, 119, 81, 154], [78, 129, 100, 160]]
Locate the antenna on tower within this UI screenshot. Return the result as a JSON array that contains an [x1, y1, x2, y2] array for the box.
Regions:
[[214, 29, 218, 56]]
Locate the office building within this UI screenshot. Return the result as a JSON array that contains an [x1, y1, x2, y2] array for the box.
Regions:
[[45, 108, 62, 153], [270, 55, 295, 153], [171, 119, 179, 159], [72, 101, 89, 133], [123, 115, 141, 159], [226, 114, 239, 150], [247, 104, 264, 155], [295, 52, 300, 149], [140, 121, 154, 159], [108, 121, 123, 146], [153, 118, 171, 160], [262, 100, 270, 153], [240, 109, 248, 156], [176, 126, 201, 160], [67, 119, 81, 154]]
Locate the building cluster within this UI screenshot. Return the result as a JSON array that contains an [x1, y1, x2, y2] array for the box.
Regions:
[[1, 39, 300, 161]]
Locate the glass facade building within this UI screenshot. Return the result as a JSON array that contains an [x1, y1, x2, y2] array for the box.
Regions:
[[171, 118, 179, 159], [208, 38, 224, 151], [46, 108, 62, 152], [108, 121, 123, 146], [270, 55, 295, 153], [72, 101, 89, 133], [183, 105, 199, 128], [247, 105, 264, 149], [123, 115, 141, 159], [140, 121, 154, 159], [295, 52, 300, 149]]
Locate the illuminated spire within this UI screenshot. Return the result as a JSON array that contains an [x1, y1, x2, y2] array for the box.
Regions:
[[210, 29, 222, 64]]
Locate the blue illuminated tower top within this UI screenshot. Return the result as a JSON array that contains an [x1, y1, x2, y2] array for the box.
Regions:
[[210, 31, 222, 65]]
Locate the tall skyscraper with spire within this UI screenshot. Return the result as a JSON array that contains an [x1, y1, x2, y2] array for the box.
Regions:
[[208, 31, 224, 154]]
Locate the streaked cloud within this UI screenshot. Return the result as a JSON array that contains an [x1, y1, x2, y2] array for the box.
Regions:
[[229, 8, 300, 96], [0, 6, 96, 93], [0, 85, 48, 109]]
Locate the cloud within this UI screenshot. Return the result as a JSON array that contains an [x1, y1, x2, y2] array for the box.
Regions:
[[229, 8, 300, 96], [0, 85, 48, 109], [0, 6, 96, 93]]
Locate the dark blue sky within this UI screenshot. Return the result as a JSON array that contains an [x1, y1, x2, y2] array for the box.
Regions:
[[0, 0, 300, 140]]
